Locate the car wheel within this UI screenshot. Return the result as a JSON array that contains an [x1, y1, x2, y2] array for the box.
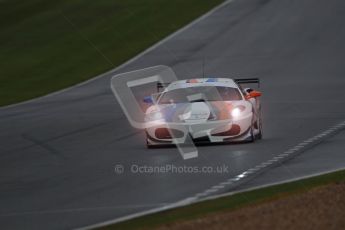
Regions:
[[145, 131, 152, 148], [146, 139, 156, 149], [248, 123, 255, 142], [257, 115, 263, 140]]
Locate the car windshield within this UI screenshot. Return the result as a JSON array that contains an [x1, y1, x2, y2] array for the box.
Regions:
[[158, 86, 242, 104]]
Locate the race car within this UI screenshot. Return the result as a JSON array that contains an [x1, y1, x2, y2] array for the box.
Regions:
[[143, 78, 262, 147]]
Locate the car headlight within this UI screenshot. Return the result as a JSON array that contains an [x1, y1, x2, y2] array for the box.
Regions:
[[231, 107, 241, 118], [152, 112, 163, 120], [230, 106, 246, 118], [146, 111, 164, 121]]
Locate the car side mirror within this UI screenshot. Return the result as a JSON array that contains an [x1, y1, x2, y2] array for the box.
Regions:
[[245, 90, 262, 100], [143, 96, 154, 104]]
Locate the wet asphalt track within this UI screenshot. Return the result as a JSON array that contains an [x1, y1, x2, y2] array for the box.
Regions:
[[1, 0, 345, 229]]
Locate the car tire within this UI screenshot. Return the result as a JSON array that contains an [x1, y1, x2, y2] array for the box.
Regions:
[[145, 132, 152, 148], [146, 139, 151, 148], [248, 123, 255, 142], [146, 139, 157, 149], [257, 115, 263, 140]]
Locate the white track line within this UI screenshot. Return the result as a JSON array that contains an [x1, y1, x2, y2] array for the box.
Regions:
[[79, 164, 345, 230], [192, 120, 345, 199], [194, 166, 345, 204]]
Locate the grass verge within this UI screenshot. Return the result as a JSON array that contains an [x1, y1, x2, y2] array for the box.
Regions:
[[97, 169, 345, 230], [0, 0, 224, 106]]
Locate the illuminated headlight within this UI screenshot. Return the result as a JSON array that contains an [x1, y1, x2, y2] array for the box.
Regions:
[[231, 108, 241, 118], [152, 112, 163, 120], [231, 106, 246, 118], [146, 111, 164, 121]]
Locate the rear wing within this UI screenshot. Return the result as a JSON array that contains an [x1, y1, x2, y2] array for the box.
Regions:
[[157, 78, 260, 92], [234, 78, 260, 88], [157, 82, 171, 92]]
